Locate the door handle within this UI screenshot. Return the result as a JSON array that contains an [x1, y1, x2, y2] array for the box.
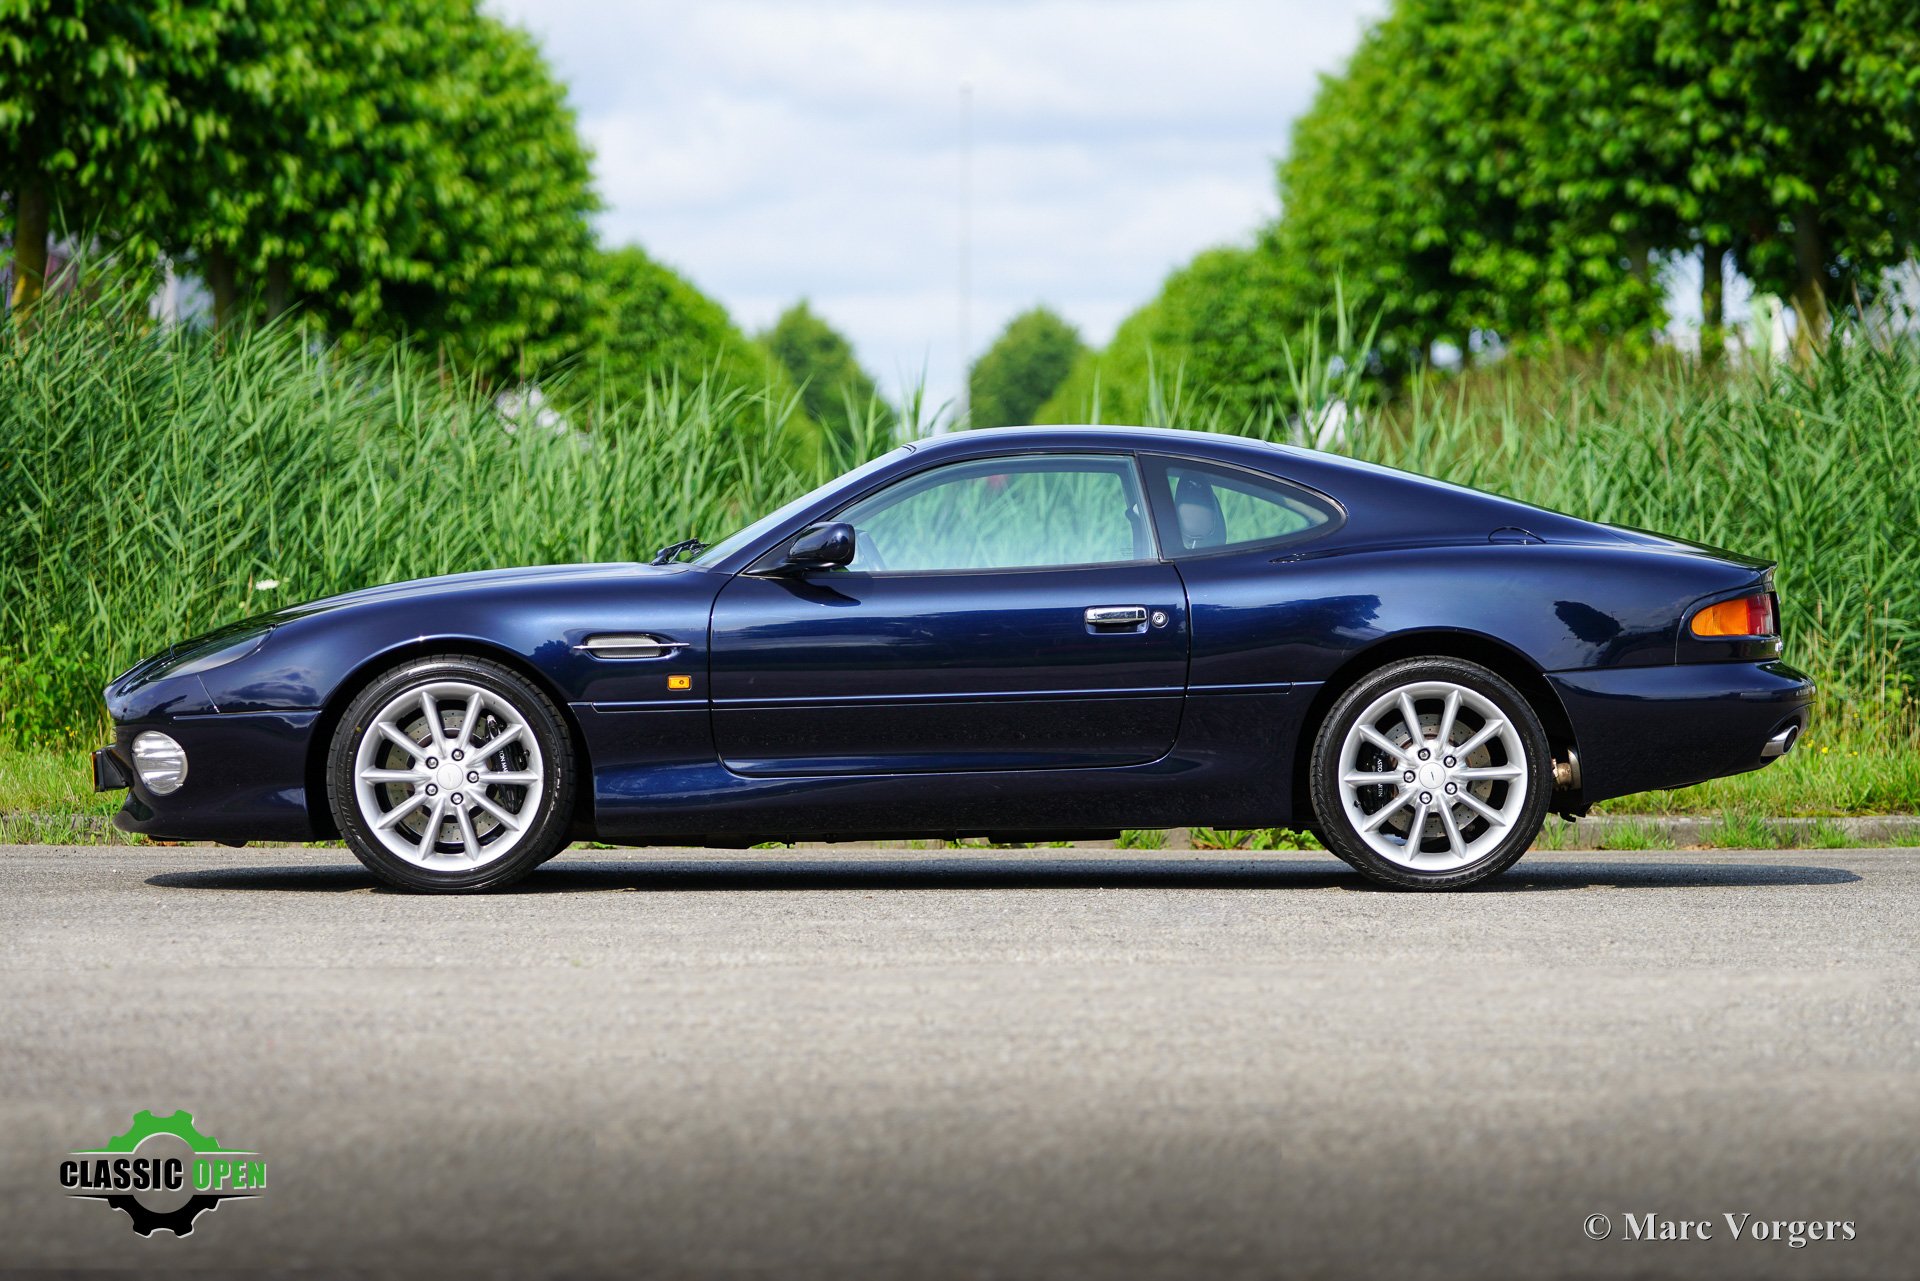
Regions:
[[1085, 605, 1148, 632]]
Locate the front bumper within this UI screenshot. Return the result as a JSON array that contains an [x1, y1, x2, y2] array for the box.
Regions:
[[97, 710, 325, 842], [1549, 660, 1815, 805]]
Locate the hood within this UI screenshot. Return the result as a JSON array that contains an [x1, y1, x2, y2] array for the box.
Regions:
[[123, 562, 676, 677], [257, 561, 672, 623]]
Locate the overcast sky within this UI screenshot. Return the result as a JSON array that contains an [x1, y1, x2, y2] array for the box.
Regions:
[[489, 0, 1385, 411]]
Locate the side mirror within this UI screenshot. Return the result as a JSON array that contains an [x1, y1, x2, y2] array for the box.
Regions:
[[775, 522, 855, 573]]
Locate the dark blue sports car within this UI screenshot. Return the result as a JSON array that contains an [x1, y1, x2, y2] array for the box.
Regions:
[[94, 426, 1811, 891]]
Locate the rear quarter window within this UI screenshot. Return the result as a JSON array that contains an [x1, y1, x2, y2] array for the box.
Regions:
[[1144, 454, 1340, 556]]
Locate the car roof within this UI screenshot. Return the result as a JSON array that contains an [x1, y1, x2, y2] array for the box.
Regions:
[[909, 424, 1301, 465], [905, 424, 1624, 550], [917, 423, 1244, 448]]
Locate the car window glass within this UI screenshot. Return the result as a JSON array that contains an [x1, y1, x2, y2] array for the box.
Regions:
[[837, 455, 1152, 572], [695, 446, 913, 565], [1153, 458, 1336, 554]]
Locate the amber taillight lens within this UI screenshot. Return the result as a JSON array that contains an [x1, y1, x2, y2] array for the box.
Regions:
[[1691, 593, 1778, 638]]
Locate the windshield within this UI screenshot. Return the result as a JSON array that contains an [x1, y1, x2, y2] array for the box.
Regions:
[[693, 446, 913, 566]]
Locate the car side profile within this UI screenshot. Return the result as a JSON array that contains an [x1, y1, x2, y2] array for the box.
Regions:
[[94, 426, 1813, 891]]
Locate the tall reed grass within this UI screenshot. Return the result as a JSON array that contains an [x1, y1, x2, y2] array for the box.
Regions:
[[0, 292, 896, 743], [3, 287, 1915, 756], [1369, 343, 1919, 728], [1080, 322, 1920, 743]]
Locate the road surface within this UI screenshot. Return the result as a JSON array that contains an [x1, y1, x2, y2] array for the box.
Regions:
[[2, 844, 1915, 1278]]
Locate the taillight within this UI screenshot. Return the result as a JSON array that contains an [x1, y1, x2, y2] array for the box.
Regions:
[[1691, 592, 1777, 638]]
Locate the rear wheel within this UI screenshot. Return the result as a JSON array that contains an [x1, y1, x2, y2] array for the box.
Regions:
[[327, 655, 575, 892], [1310, 657, 1550, 890]]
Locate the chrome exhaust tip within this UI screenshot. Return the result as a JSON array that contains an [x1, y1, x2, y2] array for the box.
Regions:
[[1761, 724, 1800, 759]]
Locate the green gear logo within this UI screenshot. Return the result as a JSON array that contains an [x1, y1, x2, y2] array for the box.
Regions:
[[58, 1110, 267, 1237]]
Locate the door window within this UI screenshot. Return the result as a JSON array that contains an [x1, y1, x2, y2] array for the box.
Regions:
[[836, 454, 1154, 572], [1145, 456, 1339, 555]]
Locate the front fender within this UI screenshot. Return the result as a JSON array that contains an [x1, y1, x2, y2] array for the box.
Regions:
[[195, 569, 727, 715]]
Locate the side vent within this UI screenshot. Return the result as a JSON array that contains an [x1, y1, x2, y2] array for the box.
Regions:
[[576, 634, 688, 660]]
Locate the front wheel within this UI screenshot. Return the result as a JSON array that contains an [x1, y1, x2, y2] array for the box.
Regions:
[[1310, 657, 1550, 890], [327, 655, 575, 892]]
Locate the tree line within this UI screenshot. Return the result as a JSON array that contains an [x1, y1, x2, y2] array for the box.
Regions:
[[1027, 0, 1920, 426], [11, 0, 1915, 434], [1, 0, 904, 432]]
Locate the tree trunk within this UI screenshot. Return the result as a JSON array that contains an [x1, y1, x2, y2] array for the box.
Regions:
[[264, 259, 291, 320], [205, 245, 239, 330], [1626, 236, 1651, 286], [1700, 242, 1726, 366], [1790, 206, 1829, 362], [8, 173, 52, 313]]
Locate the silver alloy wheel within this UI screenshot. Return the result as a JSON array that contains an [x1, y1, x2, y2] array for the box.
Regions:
[[1335, 679, 1530, 871], [351, 679, 546, 869]]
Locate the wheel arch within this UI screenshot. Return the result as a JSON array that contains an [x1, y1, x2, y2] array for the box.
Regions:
[[304, 638, 594, 840], [1291, 629, 1582, 826]]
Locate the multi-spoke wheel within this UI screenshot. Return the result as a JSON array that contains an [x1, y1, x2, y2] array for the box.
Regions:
[[1310, 657, 1550, 889], [328, 655, 574, 891]]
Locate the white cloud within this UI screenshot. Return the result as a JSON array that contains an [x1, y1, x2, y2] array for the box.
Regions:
[[490, 0, 1384, 409]]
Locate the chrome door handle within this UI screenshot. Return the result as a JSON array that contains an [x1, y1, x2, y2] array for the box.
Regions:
[[1085, 605, 1148, 628]]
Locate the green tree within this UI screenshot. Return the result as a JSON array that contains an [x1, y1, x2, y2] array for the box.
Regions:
[[760, 299, 879, 445], [1037, 246, 1294, 427], [367, 3, 598, 380], [1271, 0, 1920, 365], [1035, 300, 1159, 426], [165, 0, 598, 382], [0, 0, 237, 310], [967, 306, 1085, 428], [1650, 0, 1920, 353], [1270, 0, 1666, 373], [580, 245, 779, 404]]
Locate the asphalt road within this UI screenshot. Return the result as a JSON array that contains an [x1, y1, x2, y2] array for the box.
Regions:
[[2, 843, 1916, 1280]]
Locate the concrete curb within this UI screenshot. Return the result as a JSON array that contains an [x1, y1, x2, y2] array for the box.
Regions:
[[11, 812, 1920, 850], [1532, 814, 1920, 850], [1154, 816, 1920, 851]]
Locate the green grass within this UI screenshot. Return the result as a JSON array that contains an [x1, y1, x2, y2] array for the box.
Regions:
[[1700, 811, 1775, 849], [0, 738, 1905, 849], [1599, 819, 1677, 851], [1591, 717, 1920, 817], [0, 747, 142, 844], [1190, 827, 1323, 852], [4, 284, 1919, 845], [1530, 818, 1578, 850], [1103, 320, 1920, 762], [1800, 819, 1857, 850], [0, 286, 902, 748]]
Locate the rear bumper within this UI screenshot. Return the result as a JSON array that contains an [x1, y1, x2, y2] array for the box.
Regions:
[[1549, 660, 1814, 805], [101, 711, 324, 842]]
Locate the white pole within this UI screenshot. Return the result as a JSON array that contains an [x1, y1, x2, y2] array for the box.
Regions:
[[954, 82, 972, 433]]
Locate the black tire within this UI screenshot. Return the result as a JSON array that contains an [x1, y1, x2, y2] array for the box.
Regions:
[[1309, 657, 1550, 890], [327, 654, 575, 892]]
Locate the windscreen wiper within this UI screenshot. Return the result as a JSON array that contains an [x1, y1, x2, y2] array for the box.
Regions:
[[650, 537, 707, 565]]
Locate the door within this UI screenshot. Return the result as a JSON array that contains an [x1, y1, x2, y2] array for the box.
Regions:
[[710, 453, 1189, 776]]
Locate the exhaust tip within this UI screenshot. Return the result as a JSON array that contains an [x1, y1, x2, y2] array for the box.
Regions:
[[1761, 723, 1800, 760]]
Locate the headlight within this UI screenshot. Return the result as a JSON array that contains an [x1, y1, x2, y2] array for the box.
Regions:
[[168, 629, 270, 677], [132, 731, 189, 795]]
